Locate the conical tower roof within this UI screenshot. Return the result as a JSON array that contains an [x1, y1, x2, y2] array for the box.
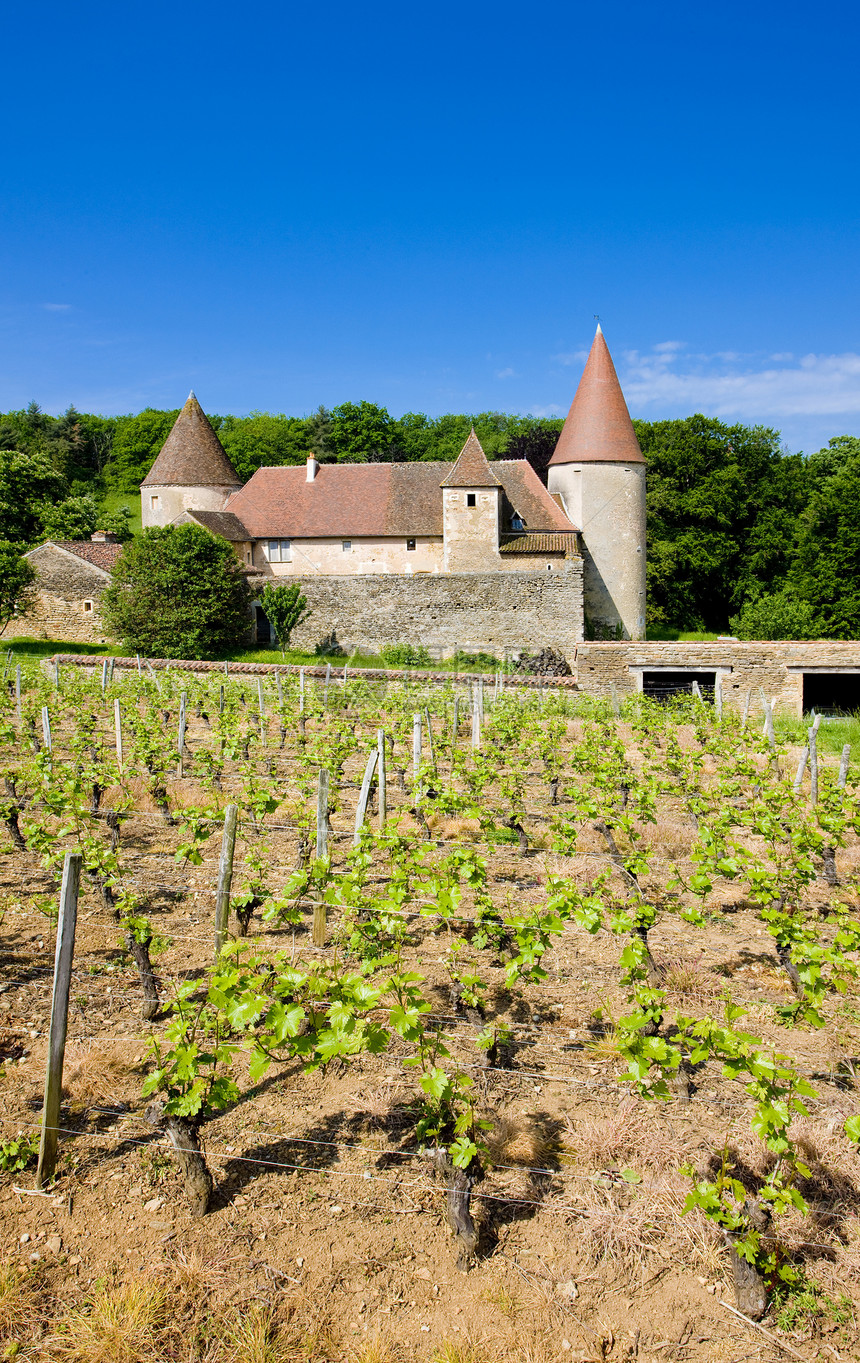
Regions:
[[549, 326, 644, 466], [141, 392, 242, 488], [441, 429, 501, 487]]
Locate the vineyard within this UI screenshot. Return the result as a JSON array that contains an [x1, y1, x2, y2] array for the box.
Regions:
[[0, 659, 859, 1363]]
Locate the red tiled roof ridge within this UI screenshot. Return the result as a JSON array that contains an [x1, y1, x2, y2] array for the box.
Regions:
[[549, 326, 645, 466], [48, 540, 124, 572], [142, 392, 243, 488]]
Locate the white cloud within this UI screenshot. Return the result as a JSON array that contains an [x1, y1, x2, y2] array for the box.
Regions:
[[496, 366, 517, 379], [42, 303, 72, 312], [619, 346, 860, 420], [653, 339, 685, 354]]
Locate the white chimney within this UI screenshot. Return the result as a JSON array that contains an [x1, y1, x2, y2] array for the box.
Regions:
[[306, 455, 319, 483]]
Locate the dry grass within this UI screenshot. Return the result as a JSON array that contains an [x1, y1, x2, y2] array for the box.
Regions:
[[349, 1336, 399, 1363], [660, 954, 723, 1002], [0, 1260, 44, 1344], [63, 1041, 139, 1110], [563, 1099, 682, 1173], [216, 1303, 293, 1363], [486, 1116, 558, 1173], [431, 1342, 489, 1363], [45, 1277, 170, 1363]]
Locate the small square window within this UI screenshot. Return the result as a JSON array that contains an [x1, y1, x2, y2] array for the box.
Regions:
[[466, 493, 476, 508], [82, 599, 94, 613], [406, 538, 416, 551], [342, 540, 352, 552], [150, 495, 159, 510]]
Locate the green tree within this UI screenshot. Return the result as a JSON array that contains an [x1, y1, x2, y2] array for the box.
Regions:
[[0, 449, 67, 544], [109, 408, 180, 493], [729, 588, 820, 640], [307, 405, 335, 460], [792, 436, 860, 637], [0, 542, 36, 635], [218, 412, 311, 481], [102, 525, 253, 659], [40, 495, 99, 542], [259, 582, 312, 657]]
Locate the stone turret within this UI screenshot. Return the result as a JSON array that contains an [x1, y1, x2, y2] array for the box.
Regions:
[[547, 327, 646, 639], [441, 430, 502, 571], [141, 392, 243, 528]]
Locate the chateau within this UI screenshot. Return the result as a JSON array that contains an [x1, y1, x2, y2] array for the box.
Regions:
[[21, 327, 648, 656]]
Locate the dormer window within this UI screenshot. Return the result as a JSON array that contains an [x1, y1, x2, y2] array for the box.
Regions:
[[511, 514, 524, 531], [406, 538, 416, 551], [466, 493, 476, 508]]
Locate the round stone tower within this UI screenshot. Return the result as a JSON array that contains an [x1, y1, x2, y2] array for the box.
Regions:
[[141, 392, 243, 529], [547, 326, 646, 639]]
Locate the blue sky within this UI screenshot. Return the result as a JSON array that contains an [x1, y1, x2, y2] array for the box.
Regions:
[[3, 0, 860, 455]]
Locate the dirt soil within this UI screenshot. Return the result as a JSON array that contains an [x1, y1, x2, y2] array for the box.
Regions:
[[0, 698, 858, 1362]]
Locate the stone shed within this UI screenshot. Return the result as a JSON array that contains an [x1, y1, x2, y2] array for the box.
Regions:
[[17, 535, 123, 644]]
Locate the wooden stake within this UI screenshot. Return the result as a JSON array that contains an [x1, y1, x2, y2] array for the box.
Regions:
[[809, 714, 821, 806], [424, 706, 435, 768], [412, 712, 422, 788], [299, 669, 305, 713], [36, 852, 81, 1188], [41, 706, 52, 754], [100, 658, 108, 694], [691, 680, 702, 701], [353, 746, 379, 844], [15, 666, 21, 729], [114, 699, 123, 771], [792, 746, 809, 792], [177, 692, 187, 777], [276, 671, 284, 709], [324, 663, 331, 708], [377, 729, 387, 828], [313, 769, 330, 946], [471, 686, 481, 748], [741, 689, 751, 728], [53, 659, 59, 688], [450, 696, 459, 770], [838, 743, 851, 788], [107, 657, 115, 686], [213, 805, 238, 961]]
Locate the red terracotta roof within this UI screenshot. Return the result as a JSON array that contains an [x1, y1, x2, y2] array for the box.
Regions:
[[54, 541, 124, 572], [227, 457, 576, 539], [142, 393, 242, 488], [499, 532, 580, 555], [549, 326, 645, 466], [182, 509, 250, 541], [441, 430, 501, 487]]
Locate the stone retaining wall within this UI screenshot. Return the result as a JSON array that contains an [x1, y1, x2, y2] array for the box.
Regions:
[[285, 565, 584, 657]]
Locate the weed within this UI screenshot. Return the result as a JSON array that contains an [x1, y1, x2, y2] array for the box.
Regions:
[[771, 1277, 855, 1335], [0, 1261, 42, 1343], [480, 1283, 518, 1318], [139, 1148, 173, 1187], [217, 1303, 291, 1363], [0, 1135, 39, 1174], [432, 1342, 488, 1363]]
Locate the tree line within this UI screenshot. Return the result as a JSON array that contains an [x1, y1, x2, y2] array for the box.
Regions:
[[1, 399, 859, 639]]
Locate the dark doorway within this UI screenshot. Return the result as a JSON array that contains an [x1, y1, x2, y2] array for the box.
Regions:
[[254, 606, 272, 644], [642, 670, 716, 700], [802, 672, 860, 714]]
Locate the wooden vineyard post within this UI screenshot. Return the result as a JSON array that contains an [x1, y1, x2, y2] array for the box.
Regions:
[[450, 696, 459, 770], [213, 805, 239, 961], [313, 769, 330, 946], [424, 706, 435, 769], [610, 681, 620, 717], [412, 712, 422, 789], [41, 706, 52, 755], [377, 728, 387, 828], [36, 852, 81, 1189], [100, 658, 108, 695], [219, 684, 224, 715], [136, 654, 142, 678], [809, 714, 821, 806], [838, 743, 851, 788], [114, 699, 123, 771], [691, 680, 702, 701], [792, 745, 809, 792], [761, 693, 775, 747], [741, 689, 752, 729], [257, 678, 265, 736], [276, 671, 284, 710], [353, 747, 379, 844], [715, 672, 723, 722], [107, 657, 115, 686], [177, 692, 187, 777], [324, 663, 331, 708], [471, 685, 481, 749], [53, 659, 59, 688], [15, 666, 21, 730]]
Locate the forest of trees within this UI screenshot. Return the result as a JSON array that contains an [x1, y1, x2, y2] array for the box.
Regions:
[[1, 399, 859, 640]]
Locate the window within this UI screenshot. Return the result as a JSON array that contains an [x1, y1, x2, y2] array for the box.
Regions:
[[265, 540, 291, 563], [511, 514, 524, 531], [406, 538, 416, 551], [342, 540, 352, 552], [245, 549, 253, 565], [466, 493, 476, 508], [150, 495, 159, 510], [82, 599, 94, 614]]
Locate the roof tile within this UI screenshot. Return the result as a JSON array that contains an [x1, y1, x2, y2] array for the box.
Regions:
[[549, 326, 645, 466], [142, 393, 242, 488]]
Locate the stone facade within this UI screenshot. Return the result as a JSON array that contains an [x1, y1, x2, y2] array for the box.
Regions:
[[573, 640, 860, 717], [442, 486, 502, 572], [142, 482, 238, 529], [284, 563, 585, 657], [15, 544, 113, 643]]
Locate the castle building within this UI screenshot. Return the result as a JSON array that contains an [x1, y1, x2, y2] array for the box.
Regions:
[[141, 325, 646, 642]]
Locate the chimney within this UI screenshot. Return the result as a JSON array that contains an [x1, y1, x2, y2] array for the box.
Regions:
[[91, 530, 120, 543], [306, 455, 319, 483]]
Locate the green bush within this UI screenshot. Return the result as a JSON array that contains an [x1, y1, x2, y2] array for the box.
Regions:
[[378, 643, 432, 668], [729, 587, 821, 641], [102, 524, 253, 660]]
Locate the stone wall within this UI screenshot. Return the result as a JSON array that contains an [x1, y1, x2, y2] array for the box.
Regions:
[[15, 545, 111, 644], [287, 563, 585, 657], [573, 640, 860, 716]]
